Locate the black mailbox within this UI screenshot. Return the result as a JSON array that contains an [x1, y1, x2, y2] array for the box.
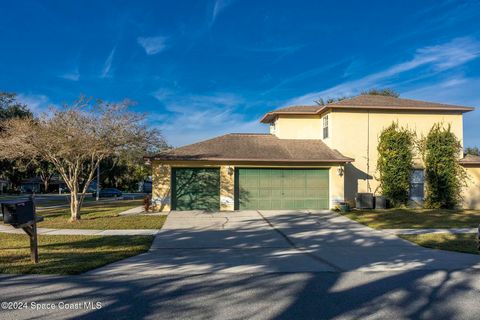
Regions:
[[1, 199, 35, 227]]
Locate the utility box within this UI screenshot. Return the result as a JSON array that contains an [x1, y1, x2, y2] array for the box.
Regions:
[[1, 199, 35, 227], [355, 193, 374, 209], [375, 196, 387, 209]]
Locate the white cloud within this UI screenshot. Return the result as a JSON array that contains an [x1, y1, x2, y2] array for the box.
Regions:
[[59, 69, 80, 81], [151, 91, 265, 146], [16, 93, 53, 115], [152, 88, 176, 101], [101, 47, 116, 78], [209, 0, 235, 27], [403, 76, 480, 106], [285, 37, 480, 105], [137, 36, 167, 55]]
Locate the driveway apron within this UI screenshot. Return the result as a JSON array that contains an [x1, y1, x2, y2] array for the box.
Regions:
[[88, 210, 335, 275], [89, 210, 480, 275]]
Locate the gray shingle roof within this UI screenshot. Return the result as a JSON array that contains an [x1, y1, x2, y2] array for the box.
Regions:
[[151, 133, 353, 163], [460, 154, 480, 165], [273, 105, 320, 113], [261, 95, 475, 123], [330, 95, 474, 110]]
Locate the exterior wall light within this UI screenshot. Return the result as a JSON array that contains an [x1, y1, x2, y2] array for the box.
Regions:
[[337, 166, 344, 177], [228, 166, 234, 176]]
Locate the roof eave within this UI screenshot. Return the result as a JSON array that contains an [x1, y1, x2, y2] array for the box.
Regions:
[[460, 161, 480, 165], [324, 105, 475, 113], [260, 111, 320, 123], [149, 157, 354, 163]]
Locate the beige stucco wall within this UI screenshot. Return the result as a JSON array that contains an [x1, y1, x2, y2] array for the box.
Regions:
[[151, 161, 171, 212], [329, 165, 345, 208], [328, 109, 464, 202], [463, 166, 480, 210], [220, 165, 235, 211], [273, 115, 323, 139]]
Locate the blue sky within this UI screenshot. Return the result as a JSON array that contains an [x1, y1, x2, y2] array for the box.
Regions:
[[1, 0, 480, 147]]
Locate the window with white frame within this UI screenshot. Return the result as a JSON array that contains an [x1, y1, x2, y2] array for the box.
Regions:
[[322, 115, 329, 139], [270, 122, 276, 134]]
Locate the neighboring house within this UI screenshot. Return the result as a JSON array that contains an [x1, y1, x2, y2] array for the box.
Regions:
[[20, 176, 67, 193], [149, 95, 480, 211]]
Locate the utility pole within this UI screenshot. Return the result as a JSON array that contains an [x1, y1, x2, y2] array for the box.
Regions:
[[96, 164, 100, 201]]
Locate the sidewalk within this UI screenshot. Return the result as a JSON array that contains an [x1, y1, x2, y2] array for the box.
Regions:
[[0, 224, 160, 236], [383, 228, 478, 235]]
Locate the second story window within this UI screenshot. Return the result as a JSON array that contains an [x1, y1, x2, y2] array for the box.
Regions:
[[270, 122, 276, 134], [323, 115, 329, 139]]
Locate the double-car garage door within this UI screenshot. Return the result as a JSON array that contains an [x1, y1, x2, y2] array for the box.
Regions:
[[171, 168, 329, 211], [236, 168, 329, 210]]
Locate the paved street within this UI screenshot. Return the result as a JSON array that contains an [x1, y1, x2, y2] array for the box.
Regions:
[[2, 210, 480, 319]]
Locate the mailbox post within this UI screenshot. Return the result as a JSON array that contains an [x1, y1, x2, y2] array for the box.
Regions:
[[1, 198, 43, 263]]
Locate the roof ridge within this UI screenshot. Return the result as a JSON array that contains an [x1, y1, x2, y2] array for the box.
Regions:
[[328, 94, 474, 108], [227, 133, 271, 136]]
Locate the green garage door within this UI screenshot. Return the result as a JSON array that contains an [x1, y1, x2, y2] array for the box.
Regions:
[[172, 168, 220, 211], [236, 168, 329, 210]]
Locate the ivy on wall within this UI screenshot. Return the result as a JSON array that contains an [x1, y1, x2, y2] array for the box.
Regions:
[[419, 123, 467, 209], [377, 122, 415, 207]]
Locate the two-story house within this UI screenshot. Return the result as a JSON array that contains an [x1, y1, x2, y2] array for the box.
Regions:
[[149, 95, 480, 211]]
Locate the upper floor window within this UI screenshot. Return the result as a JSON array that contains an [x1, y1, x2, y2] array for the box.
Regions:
[[270, 122, 276, 134], [323, 115, 329, 139]]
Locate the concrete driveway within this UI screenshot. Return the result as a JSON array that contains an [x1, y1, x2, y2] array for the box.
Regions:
[[89, 210, 480, 276]]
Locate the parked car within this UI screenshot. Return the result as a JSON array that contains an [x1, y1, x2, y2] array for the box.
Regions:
[[92, 188, 123, 198]]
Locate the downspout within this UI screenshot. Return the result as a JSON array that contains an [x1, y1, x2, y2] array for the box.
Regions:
[[366, 110, 371, 193]]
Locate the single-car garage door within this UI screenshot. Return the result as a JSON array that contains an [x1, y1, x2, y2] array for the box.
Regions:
[[172, 168, 220, 211], [235, 168, 329, 210]]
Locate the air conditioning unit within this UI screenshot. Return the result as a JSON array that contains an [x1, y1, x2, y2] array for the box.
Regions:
[[375, 196, 387, 209], [355, 193, 374, 209]]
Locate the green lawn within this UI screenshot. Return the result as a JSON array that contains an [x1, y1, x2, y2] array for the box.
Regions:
[[342, 209, 480, 229], [0, 233, 153, 274], [37, 200, 167, 229], [36, 196, 98, 207], [400, 233, 479, 255]]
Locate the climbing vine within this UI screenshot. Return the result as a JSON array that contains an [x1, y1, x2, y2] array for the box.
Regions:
[[377, 122, 415, 207], [419, 123, 467, 209]]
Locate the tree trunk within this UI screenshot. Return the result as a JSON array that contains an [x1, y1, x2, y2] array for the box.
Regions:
[[43, 180, 49, 193], [70, 192, 81, 221]]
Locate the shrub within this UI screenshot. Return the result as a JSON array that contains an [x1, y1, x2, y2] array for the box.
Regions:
[[377, 122, 415, 207], [419, 124, 467, 209], [143, 194, 151, 212]]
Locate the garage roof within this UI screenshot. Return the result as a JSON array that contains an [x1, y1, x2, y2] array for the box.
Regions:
[[150, 133, 353, 163], [260, 95, 475, 123], [460, 154, 480, 165]]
